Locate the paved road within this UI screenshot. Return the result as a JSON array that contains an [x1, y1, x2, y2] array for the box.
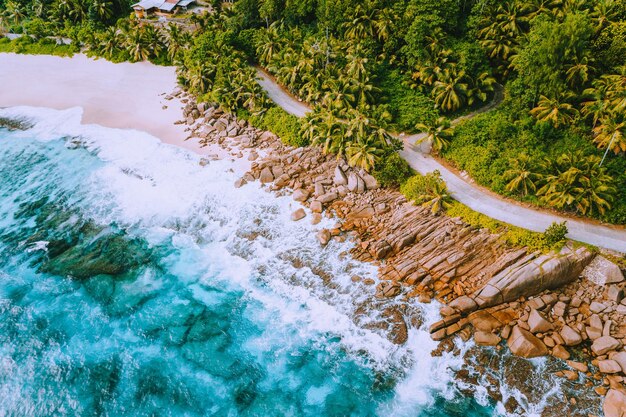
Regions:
[[256, 68, 310, 117], [254, 69, 626, 253]]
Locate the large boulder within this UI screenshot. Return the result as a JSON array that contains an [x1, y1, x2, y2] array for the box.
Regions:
[[333, 166, 348, 186], [592, 336, 621, 356], [359, 170, 379, 190], [292, 189, 310, 202], [612, 351, 626, 373], [507, 325, 548, 358], [582, 255, 624, 286], [259, 167, 274, 184], [473, 247, 594, 309], [527, 309, 553, 333], [560, 325, 582, 346], [604, 389, 626, 417]]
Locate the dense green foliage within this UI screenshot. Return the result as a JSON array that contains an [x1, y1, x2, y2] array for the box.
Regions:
[[0, 35, 76, 55], [372, 152, 414, 188], [243, 106, 308, 147], [2, 0, 625, 224], [400, 171, 453, 214]]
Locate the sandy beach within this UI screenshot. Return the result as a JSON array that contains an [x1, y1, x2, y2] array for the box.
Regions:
[[0, 53, 211, 155]]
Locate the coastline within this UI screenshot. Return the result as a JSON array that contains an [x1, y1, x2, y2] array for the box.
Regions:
[[1, 51, 624, 416], [0, 53, 207, 156]]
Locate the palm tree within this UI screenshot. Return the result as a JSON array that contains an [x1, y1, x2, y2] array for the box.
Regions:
[[565, 56, 594, 90], [92, 0, 113, 20], [410, 46, 453, 88], [530, 94, 579, 127], [256, 23, 282, 65], [537, 152, 616, 215], [125, 29, 150, 62], [3, 1, 25, 25], [504, 153, 542, 196], [346, 137, 381, 171], [415, 117, 455, 153], [99, 26, 121, 58], [593, 116, 626, 156], [468, 72, 497, 105], [343, 5, 374, 40], [590, 0, 619, 33], [432, 68, 469, 112]]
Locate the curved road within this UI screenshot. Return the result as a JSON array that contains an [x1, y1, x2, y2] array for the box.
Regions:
[[255, 69, 626, 253]]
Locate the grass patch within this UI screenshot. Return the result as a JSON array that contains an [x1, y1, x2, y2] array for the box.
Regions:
[[238, 106, 308, 148], [446, 201, 568, 252], [0, 36, 77, 57]]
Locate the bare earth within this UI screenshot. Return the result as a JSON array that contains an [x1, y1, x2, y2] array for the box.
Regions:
[[0, 53, 210, 156]]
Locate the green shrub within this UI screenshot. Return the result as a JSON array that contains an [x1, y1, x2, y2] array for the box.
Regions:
[[446, 201, 555, 252], [246, 106, 308, 148], [372, 152, 414, 188], [400, 171, 452, 214], [543, 222, 568, 248]]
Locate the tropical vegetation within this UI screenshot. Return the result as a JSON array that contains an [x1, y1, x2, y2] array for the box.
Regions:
[[2, 0, 626, 224]]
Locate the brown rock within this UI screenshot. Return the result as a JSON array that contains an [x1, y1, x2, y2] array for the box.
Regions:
[[259, 167, 274, 184], [508, 325, 549, 358], [567, 360, 588, 373], [318, 192, 338, 204], [475, 331, 502, 346], [473, 247, 594, 309], [612, 351, 626, 373], [293, 189, 310, 202], [560, 325, 583, 346], [552, 345, 571, 360], [604, 389, 626, 417], [583, 256, 625, 286], [317, 229, 331, 246], [291, 208, 306, 221], [592, 336, 622, 356], [310, 200, 323, 213], [333, 166, 347, 186], [599, 360, 623, 374], [528, 309, 554, 333], [449, 296, 478, 314]]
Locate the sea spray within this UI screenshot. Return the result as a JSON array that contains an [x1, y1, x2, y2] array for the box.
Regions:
[[0, 106, 596, 416]]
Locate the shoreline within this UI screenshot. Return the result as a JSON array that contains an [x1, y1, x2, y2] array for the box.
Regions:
[[0, 53, 206, 156], [2, 51, 625, 416]]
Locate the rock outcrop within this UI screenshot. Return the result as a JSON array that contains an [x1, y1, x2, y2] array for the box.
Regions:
[[472, 247, 594, 309]]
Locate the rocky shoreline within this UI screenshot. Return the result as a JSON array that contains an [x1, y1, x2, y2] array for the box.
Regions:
[[174, 91, 626, 416]]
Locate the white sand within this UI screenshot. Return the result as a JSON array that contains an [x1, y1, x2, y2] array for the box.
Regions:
[[0, 53, 211, 155]]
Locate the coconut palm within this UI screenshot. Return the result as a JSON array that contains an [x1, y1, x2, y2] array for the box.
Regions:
[[99, 26, 121, 58], [468, 72, 497, 105], [343, 5, 374, 40], [530, 94, 579, 127], [415, 117, 454, 153], [255, 23, 282, 65], [92, 0, 113, 20], [125, 28, 150, 62], [593, 116, 626, 155], [3, 1, 25, 25], [538, 152, 615, 215], [346, 137, 381, 171], [432, 68, 469, 112], [504, 153, 542, 196], [590, 0, 619, 33], [565, 56, 594, 90]]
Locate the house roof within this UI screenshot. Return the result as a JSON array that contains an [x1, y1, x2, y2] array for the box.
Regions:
[[132, 0, 195, 11]]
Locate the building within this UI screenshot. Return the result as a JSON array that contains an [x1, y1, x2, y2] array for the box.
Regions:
[[131, 0, 195, 18]]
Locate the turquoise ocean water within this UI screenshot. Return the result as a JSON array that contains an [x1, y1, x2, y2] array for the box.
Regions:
[[0, 107, 597, 416]]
